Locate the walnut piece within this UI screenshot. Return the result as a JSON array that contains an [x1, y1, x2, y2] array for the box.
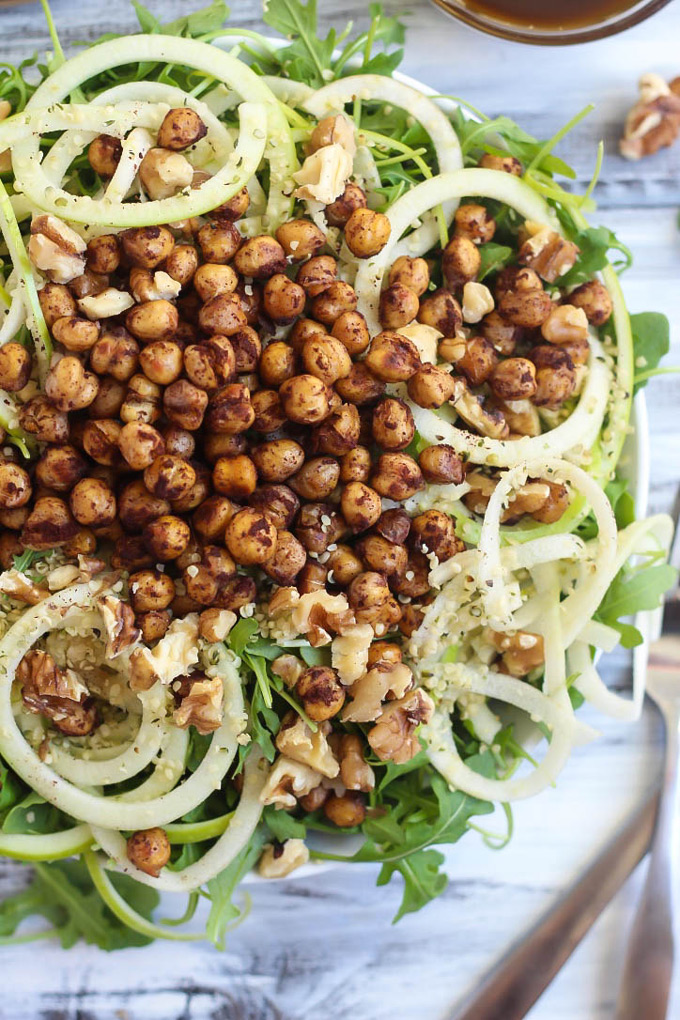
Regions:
[[293, 144, 353, 204], [367, 688, 435, 764], [331, 623, 374, 685], [28, 214, 86, 284], [462, 282, 494, 324], [18, 649, 96, 736], [259, 755, 323, 809], [453, 383, 509, 440], [341, 661, 413, 723], [620, 73, 680, 160], [0, 568, 47, 605], [129, 613, 200, 691], [275, 711, 339, 778], [291, 590, 355, 646], [271, 653, 305, 688], [258, 838, 310, 878], [173, 673, 223, 735], [518, 225, 579, 283], [77, 288, 135, 320], [131, 269, 182, 303], [97, 594, 141, 658]]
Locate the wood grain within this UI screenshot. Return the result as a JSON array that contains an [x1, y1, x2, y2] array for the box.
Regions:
[[0, 1, 678, 1017]]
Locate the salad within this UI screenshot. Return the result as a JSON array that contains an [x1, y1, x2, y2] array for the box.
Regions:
[[0, 0, 674, 950]]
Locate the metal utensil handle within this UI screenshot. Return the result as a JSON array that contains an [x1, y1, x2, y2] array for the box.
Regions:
[[448, 791, 658, 1020], [616, 706, 680, 1020]]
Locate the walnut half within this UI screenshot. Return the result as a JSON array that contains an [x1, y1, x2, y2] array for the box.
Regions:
[[367, 688, 435, 764], [18, 649, 96, 736], [620, 73, 680, 160], [97, 594, 141, 658]]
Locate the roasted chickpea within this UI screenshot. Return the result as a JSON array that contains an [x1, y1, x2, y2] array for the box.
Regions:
[[373, 509, 410, 548], [531, 345, 577, 408], [344, 207, 391, 258], [157, 107, 207, 150], [88, 134, 122, 177], [340, 481, 382, 534], [275, 219, 326, 260], [357, 533, 408, 578], [45, 357, 98, 412], [233, 235, 286, 278], [418, 289, 463, 335], [118, 422, 164, 471], [69, 270, 109, 300], [38, 282, 77, 328], [490, 357, 537, 401], [335, 362, 385, 406], [138, 340, 183, 386], [294, 503, 346, 555], [34, 445, 87, 492], [69, 477, 116, 527], [479, 310, 522, 356], [248, 484, 299, 531], [86, 234, 120, 275], [311, 282, 359, 329], [454, 203, 496, 244], [278, 374, 330, 425], [259, 341, 297, 387], [499, 288, 553, 329], [198, 292, 247, 337], [312, 403, 359, 458], [390, 548, 430, 599], [364, 331, 421, 383], [121, 226, 175, 269], [118, 480, 170, 532], [371, 452, 424, 501], [262, 530, 307, 586], [324, 544, 362, 587], [126, 299, 179, 342], [299, 335, 350, 386], [328, 311, 369, 358], [52, 316, 100, 353], [88, 377, 126, 420], [567, 280, 612, 326], [0, 342, 31, 392], [190, 494, 234, 543], [297, 561, 329, 597], [296, 255, 337, 297], [411, 509, 462, 561], [212, 454, 258, 500], [20, 495, 77, 549], [407, 364, 457, 409], [112, 536, 153, 572], [348, 570, 390, 611], [225, 507, 277, 566], [251, 438, 305, 482], [323, 790, 365, 827], [418, 444, 465, 485], [399, 604, 425, 637], [442, 234, 482, 291], [89, 326, 139, 382], [205, 382, 254, 434], [0, 506, 29, 532], [289, 457, 340, 502], [0, 462, 31, 509], [262, 274, 306, 324], [169, 461, 211, 513], [541, 304, 589, 345], [456, 335, 498, 386], [163, 380, 209, 431], [325, 181, 367, 227], [340, 446, 371, 484], [296, 666, 345, 722], [143, 514, 191, 561], [388, 255, 430, 297], [144, 454, 197, 501], [371, 398, 415, 450], [81, 420, 121, 467], [226, 327, 260, 375], [184, 336, 236, 391], [125, 826, 171, 878], [192, 263, 238, 303], [129, 570, 175, 612], [495, 267, 542, 302], [379, 283, 419, 330], [19, 396, 68, 444], [120, 374, 162, 425], [158, 245, 196, 289], [249, 389, 286, 434], [0, 530, 23, 569], [479, 152, 523, 175], [210, 185, 249, 223], [136, 610, 171, 644], [194, 220, 240, 264], [202, 433, 246, 464]]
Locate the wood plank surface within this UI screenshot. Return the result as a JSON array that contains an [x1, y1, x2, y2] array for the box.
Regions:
[[0, 0, 679, 1017]]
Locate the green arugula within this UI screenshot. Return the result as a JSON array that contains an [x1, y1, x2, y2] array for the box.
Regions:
[[206, 829, 266, 948], [477, 242, 514, 282], [0, 756, 21, 815], [630, 312, 672, 392], [557, 224, 633, 286], [595, 559, 677, 648], [263, 804, 306, 841]]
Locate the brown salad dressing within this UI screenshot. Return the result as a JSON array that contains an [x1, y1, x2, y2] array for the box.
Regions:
[[459, 0, 643, 31]]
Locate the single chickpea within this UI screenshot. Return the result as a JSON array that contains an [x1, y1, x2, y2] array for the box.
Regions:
[[379, 283, 419, 330], [326, 544, 363, 587], [193, 263, 238, 302], [259, 341, 297, 387], [120, 374, 162, 425], [418, 444, 465, 485], [325, 181, 367, 227], [407, 364, 457, 409], [364, 330, 421, 383], [35, 445, 87, 492], [251, 439, 305, 482], [198, 292, 248, 337], [567, 280, 613, 326], [52, 316, 100, 353], [296, 255, 338, 297], [311, 280, 358, 325], [499, 288, 553, 329], [225, 507, 278, 566], [289, 457, 340, 501], [479, 153, 523, 175], [196, 220, 241, 264], [301, 335, 352, 386], [0, 507, 30, 532], [371, 452, 424, 501], [118, 480, 170, 532], [344, 207, 391, 258], [411, 509, 462, 561], [211, 185, 250, 222], [21, 496, 77, 549], [294, 502, 346, 555], [88, 134, 122, 177], [69, 477, 116, 527], [335, 362, 385, 406], [367, 642, 403, 668], [388, 255, 430, 297], [294, 560, 327, 595], [348, 570, 390, 612], [340, 446, 372, 484], [279, 374, 331, 425], [163, 244, 198, 288], [129, 570, 176, 612], [494, 266, 542, 301], [417, 289, 463, 335], [454, 203, 496, 244], [275, 219, 326, 260], [248, 484, 300, 531], [262, 530, 307, 586], [456, 336, 498, 386], [314, 403, 361, 457], [233, 235, 286, 278], [164, 380, 209, 431], [118, 422, 165, 471], [330, 310, 370, 356], [86, 234, 120, 275], [532, 480, 570, 524], [357, 533, 408, 578], [170, 463, 211, 513], [0, 342, 32, 392], [120, 226, 175, 269], [184, 336, 236, 391], [137, 610, 172, 644], [212, 454, 258, 500], [372, 397, 415, 450], [230, 327, 261, 374], [0, 462, 31, 508], [375, 508, 411, 545], [250, 390, 287, 434], [82, 420, 122, 466], [192, 494, 235, 542], [297, 666, 346, 722], [479, 310, 522, 356], [90, 326, 139, 382], [143, 515, 191, 562], [531, 345, 576, 408], [289, 317, 327, 353], [126, 300, 179, 342], [126, 827, 171, 878], [340, 480, 382, 533], [144, 454, 197, 501], [202, 433, 247, 463], [69, 269, 109, 300], [263, 274, 306, 324], [158, 107, 207, 150], [45, 357, 99, 412], [489, 358, 537, 401], [38, 283, 77, 328], [443, 234, 482, 290], [203, 382, 252, 435], [540, 304, 589, 345], [139, 340, 183, 385], [18, 397, 67, 445], [390, 550, 430, 599]]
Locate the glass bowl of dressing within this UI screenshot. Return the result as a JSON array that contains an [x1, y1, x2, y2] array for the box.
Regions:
[[429, 0, 672, 44]]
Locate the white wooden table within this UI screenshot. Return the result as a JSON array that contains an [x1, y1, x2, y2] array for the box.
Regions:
[[0, 1, 679, 1017]]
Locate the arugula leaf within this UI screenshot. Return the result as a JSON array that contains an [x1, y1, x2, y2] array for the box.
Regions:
[[12, 548, 48, 574], [0, 757, 21, 815], [477, 242, 514, 282], [630, 312, 671, 393], [595, 561, 676, 648], [206, 829, 266, 948], [263, 805, 306, 841], [227, 617, 259, 657], [2, 792, 67, 835], [377, 849, 447, 923], [558, 225, 633, 286], [163, 1, 230, 37]]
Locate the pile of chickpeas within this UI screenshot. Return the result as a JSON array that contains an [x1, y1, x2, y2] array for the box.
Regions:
[[0, 109, 615, 820]]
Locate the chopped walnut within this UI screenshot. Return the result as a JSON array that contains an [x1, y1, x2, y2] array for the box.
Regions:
[[46, 564, 82, 591], [0, 568, 47, 605], [258, 838, 310, 878], [76, 555, 107, 579], [620, 73, 680, 160], [18, 649, 96, 736], [291, 590, 356, 646], [259, 755, 323, 809], [198, 607, 237, 643], [331, 622, 373, 685], [97, 594, 141, 658], [462, 282, 495, 324], [398, 321, 441, 365], [341, 661, 413, 723], [518, 225, 579, 283], [77, 288, 135, 320], [367, 688, 435, 764], [271, 653, 305, 688], [173, 673, 223, 735], [293, 144, 353, 204], [489, 628, 545, 676], [131, 269, 182, 303], [453, 383, 510, 440], [129, 614, 200, 691], [338, 733, 375, 792], [28, 214, 86, 284], [275, 711, 339, 778]]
